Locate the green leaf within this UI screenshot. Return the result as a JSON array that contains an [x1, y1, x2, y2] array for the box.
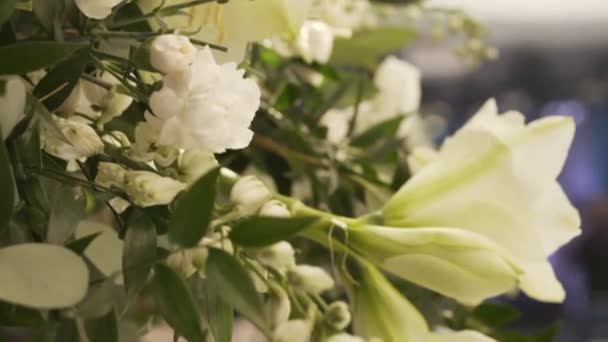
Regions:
[[75, 221, 123, 277], [33, 0, 60, 35], [0, 243, 89, 308], [206, 248, 270, 336], [46, 185, 86, 244], [169, 167, 220, 247], [33, 47, 90, 112], [76, 279, 115, 319], [350, 115, 405, 147], [229, 216, 318, 248], [0, 41, 88, 75], [151, 263, 206, 342], [205, 280, 233, 342], [85, 310, 119, 342], [472, 303, 521, 328], [0, 139, 15, 231], [122, 216, 156, 299], [331, 27, 417, 69], [0, 0, 17, 26], [65, 232, 102, 254]]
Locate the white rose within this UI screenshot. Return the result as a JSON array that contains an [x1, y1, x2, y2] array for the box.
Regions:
[[123, 171, 187, 207], [0, 76, 26, 140], [145, 46, 261, 153], [74, 0, 122, 19], [296, 20, 335, 64], [42, 115, 104, 160], [150, 35, 196, 74]]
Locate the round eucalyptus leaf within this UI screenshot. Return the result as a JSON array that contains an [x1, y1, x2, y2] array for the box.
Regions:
[[0, 243, 89, 309]]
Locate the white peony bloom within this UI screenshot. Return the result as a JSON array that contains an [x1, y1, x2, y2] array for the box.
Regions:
[[95, 162, 127, 189], [253, 241, 296, 274], [145, 46, 261, 153], [296, 20, 335, 64], [287, 265, 335, 294], [326, 333, 365, 342], [230, 176, 272, 214], [383, 99, 580, 303], [42, 115, 104, 160], [259, 200, 292, 218], [74, 0, 122, 19], [123, 171, 187, 207], [178, 148, 218, 185], [0, 76, 26, 140], [373, 56, 421, 117], [150, 35, 196, 74], [274, 319, 312, 342]]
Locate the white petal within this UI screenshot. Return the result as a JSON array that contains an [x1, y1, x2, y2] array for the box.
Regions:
[[518, 261, 565, 303]]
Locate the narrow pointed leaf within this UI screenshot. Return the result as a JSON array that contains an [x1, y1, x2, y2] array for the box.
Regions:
[[0, 139, 15, 231], [229, 216, 318, 247], [169, 167, 220, 247], [123, 216, 156, 299], [0, 41, 88, 75]]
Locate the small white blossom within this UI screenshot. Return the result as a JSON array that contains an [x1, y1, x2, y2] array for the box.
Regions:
[[373, 56, 421, 117], [178, 148, 218, 185], [259, 200, 292, 218], [296, 20, 335, 64], [0, 76, 26, 140], [81, 72, 133, 126], [326, 333, 365, 342], [230, 176, 272, 214], [266, 285, 291, 329], [325, 301, 351, 330], [253, 241, 296, 274], [42, 115, 104, 160], [145, 46, 261, 153], [123, 171, 187, 207], [150, 35, 196, 74], [274, 319, 312, 342], [287, 265, 334, 294], [95, 162, 127, 189], [74, 0, 122, 19]]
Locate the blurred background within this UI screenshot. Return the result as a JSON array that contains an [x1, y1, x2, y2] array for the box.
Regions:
[[409, 1, 608, 341]]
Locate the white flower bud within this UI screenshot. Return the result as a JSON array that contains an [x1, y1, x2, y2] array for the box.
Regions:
[[74, 0, 121, 19], [296, 20, 335, 64], [178, 148, 218, 185], [230, 176, 272, 214], [325, 301, 351, 331], [274, 319, 312, 342], [95, 162, 127, 189], [253, 241, 296, 274], [166, 250, 197, 279], [266, 285, 291, 329], [153, 145, 179, 167], [0, 76, 26, 140], [42, 115, 104, 160], [150, 35, 196, 74], [101, 131, 131, 148], [108, 197, 130, 214], [123, 171, 187, 207], [259, 200, 291, 218], [287, 265, 334, 294], [326, 333, 365, 342]]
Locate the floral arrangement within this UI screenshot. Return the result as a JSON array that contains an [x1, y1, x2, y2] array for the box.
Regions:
[[0, 0, 579, 341]]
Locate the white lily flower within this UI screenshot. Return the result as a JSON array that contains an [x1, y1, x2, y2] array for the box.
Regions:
[[383, 99, 580, 303], [230, 176, 272, 215], [178, 148, 218, 185], [150, 34, 196, 74], [123, 171, 187, 207], [139, 0, 312, 62], [75, 0, 122, 19], [287, 265, 335, 294], [42, 115, 104, 160], [296, 20, 335, 64], [145, 46, 260, 153], [0, 76, 26, 140], [347, 225, 520, 306]]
